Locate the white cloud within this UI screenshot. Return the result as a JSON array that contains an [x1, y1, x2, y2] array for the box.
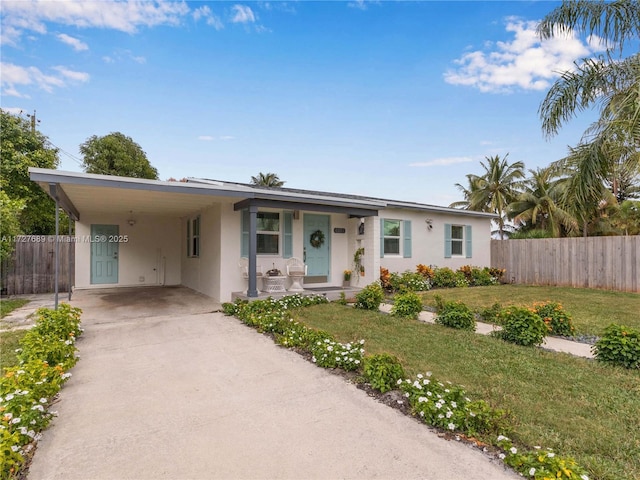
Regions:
[[2, 106, 24, 115], [1, 0, 190, 45], [1, 61, 89, 97], [198, 135, 214, 141], [198, 135, 235, 141], [193, 5, 223, 30], [56, 33, 88, 51], [409, 156, 474, 167], [444, 18, 607, 93], [102, 50, 146, 64], [231, 5, 255, 24]]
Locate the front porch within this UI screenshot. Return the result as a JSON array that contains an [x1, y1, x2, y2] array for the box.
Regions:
[[232, 285, 362, 302]]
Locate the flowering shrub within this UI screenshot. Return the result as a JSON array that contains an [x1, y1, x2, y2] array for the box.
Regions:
[[354, 283, 385, 310], [533, 302, 575, 337], [479, 302, 503, 324], [1, 304, 82, 480], [390, 292, 423, 319], [400, 373, 509, 438], [496, 436, 590, 480], [593, 324, 640, 369], [379, 267, 392, 291], [493, 306, 547, 347], [435, 300, 476, 331], [488, 267, 506, 283], [311, 338, 364, 371], [388, 271, 430, 293], [363, 354, 405, 393]]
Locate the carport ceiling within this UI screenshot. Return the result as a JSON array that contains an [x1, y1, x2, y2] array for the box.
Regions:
[[58, 183, 237, 217]]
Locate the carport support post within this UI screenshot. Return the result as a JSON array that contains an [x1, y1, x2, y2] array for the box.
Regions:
[[247, 205, 259, 298], [68, 219, 72, 301], [54, 198, 59, 310]]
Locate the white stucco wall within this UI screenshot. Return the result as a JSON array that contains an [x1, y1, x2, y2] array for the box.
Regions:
[[75, 214, 181, 289], [378, 208, 492, 274]]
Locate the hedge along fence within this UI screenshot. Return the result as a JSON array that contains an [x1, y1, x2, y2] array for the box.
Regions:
[[491, 236, 640, 292], [1, 304, 82, 479], [223, 294, 592, 480]]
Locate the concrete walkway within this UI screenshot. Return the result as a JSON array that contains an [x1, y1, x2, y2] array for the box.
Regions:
[[379, 303, 595, 359], [27, 287, 518, 480]]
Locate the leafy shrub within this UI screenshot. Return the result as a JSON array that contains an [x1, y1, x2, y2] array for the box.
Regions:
[[494, 306, 547, 347], [379, 267, 392, 291], [416, 264, 434, 280], [488, 267, 506, 283], [354, 282, 384, 310], [363, 353, 405, 393], [533, 302, 575, 337], [593, 324, 640, 369], [431, 267, 468, 288], [390, 292, 423, 319], [388, 271, 430, 293], [435, 300, 476, 331], [470, 267, 495, 286], [479, 302, 503, 324]]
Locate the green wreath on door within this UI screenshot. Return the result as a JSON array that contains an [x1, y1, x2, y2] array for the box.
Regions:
[[310, 229, 325, 248]]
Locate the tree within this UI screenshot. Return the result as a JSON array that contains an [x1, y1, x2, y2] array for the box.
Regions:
[[451, 154, 525, 239], [0, 109, 63, 235], [508, 167, 578, 237], [538, 1, 640, 204], [80, 132, 159, 179], [250, 172, 285, 187], [0, 191, 24, 262]]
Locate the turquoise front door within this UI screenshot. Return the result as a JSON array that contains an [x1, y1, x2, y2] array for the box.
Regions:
[[91, 224, 119, 284], [303, 214, 330, 277]]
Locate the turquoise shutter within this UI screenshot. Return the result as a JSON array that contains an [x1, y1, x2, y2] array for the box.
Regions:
[[241, 209, 249, 257], [283, 212, 293, 258], [380, 218, 385, 257], [403, 220, 412, 258], [444, 223, 452, 258], [186, 218, 191, 257], [465, 225, 472, 258]]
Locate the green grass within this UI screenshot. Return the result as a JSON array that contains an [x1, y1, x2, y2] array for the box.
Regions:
[[420, 285, 639, 336], [294, 303, 640, 480], [0, 329, 26, 370], [0, 298, 29, 318]]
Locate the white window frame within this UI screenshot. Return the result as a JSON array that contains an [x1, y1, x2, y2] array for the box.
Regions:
[[383, 219, 402, 256], [257, 211, 280, 255], [451, 224, 464, 256], [188, 216, 200, 258]]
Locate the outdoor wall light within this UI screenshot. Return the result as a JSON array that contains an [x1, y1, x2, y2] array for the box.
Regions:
[[128, 219, 136, 226], [425, 218, 433, 230]]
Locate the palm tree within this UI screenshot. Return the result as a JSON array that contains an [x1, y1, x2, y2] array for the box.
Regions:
[[468, 154, 525, 240], [450, 174, 483, 210], [250, 172, 285, 187], [508, 167, 578, 237], [537, 1, 640, 183]]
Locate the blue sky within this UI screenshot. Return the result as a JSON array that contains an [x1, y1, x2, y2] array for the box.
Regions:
[[1, 0, 606, 206]]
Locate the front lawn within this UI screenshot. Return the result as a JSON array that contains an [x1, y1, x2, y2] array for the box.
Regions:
[[0, 329, 26, 370], [295, 303, 640, 480], [0, 298, 29, 318], [419, 285, 639, 336]]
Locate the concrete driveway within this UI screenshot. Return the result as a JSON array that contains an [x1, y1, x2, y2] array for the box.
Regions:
[[28, 286, 517, 480]]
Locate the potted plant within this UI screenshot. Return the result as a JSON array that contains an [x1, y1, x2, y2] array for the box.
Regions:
[[343, 269, 352, 287], [266, 263, 282, 276], [353, 247, 365, 281]]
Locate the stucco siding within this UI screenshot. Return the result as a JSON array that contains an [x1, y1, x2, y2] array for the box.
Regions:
[[379, 208, 492, 273], [75, 214, 181, 289]]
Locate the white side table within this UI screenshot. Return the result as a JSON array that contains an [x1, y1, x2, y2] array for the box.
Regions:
[[263, 275, 287, 293]]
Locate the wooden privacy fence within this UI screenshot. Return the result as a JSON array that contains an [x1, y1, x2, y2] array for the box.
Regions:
[[491, 236, 639, 293], [1, 236, 75, 295]]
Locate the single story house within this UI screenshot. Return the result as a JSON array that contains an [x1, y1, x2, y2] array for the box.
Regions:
[[29, 168, 495, 303]]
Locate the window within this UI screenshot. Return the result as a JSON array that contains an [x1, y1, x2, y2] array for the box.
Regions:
[[383, 219, 401, 255], [445, 224, 472, 258], [380, 218, 412, 258], [187, 216, 200, 257], [451, 225, 464, 256], [257, 212, 280, 255]]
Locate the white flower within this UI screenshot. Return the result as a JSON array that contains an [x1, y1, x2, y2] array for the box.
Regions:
[[11, 445, 19, 452], [426, 372, 432, 377], [510, 447, 517, 454], [451, 401, 457, 408], [498, 454, 505, 460], [529, 467, 536, 476], [448, 423, 455, 430], [11, 417, 21, 424], [396, 379, 403, 385], [497, 435, 508, 442], [419, 411, 424, 417], [534, 446, 541, 450], [31, 404, 44, 411], [39, 398, 47, 403], [423, 379, 430, 385], [5, 394, 14, 401], [446, 411, 453, 418], [547, 452, 555, 458], [580, 476, 589, 480], [404, 392, 410, 398]]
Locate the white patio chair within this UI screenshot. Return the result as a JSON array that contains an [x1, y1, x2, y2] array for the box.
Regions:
[[238, 257, 263, 292], [286, 257, 307, 292]]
